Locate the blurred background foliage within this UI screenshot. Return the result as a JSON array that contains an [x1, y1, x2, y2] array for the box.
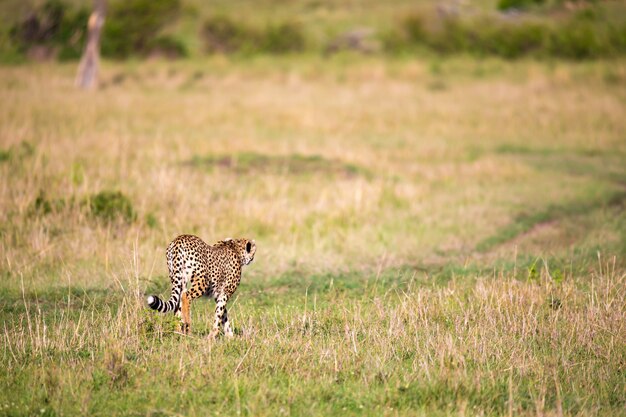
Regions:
[[0, 0, 625, 63]]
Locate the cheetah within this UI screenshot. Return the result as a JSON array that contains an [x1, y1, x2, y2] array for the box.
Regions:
[[147, 235, 256, 338]]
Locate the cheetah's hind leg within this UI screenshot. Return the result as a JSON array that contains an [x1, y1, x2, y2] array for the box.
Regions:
[[180, 292, 191, 334], [222, 307, 234, 338], [207, 294, 229, 340]]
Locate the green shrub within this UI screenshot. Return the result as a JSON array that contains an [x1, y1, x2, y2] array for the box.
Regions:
[[259, 22, 306, 53], [31, 191, 68, 216], [0, 32, 25, 64], [549, 19, 606, 59], [553, 0, 599, 6], [391, 9, 625, 60], [201, 16, 306, 55], [145, 212, 159, 229], [55, 8, 90, 61], [147, 35, 188, 58], [102, 0, 181, 59], [88, 191, 136, 224], [423, 18, 470, 54], [0, 141, 35, 164], [423, 17, 550, 58], [608, 24, 626, 55], [10, 0, 65, 44], [379, 14, 425, 54], [201, 15, 253, 53], [9, 0, 88, 60], [469, 18, 549, 58], [497, 0, 545, 11], [403, 14, 427, 43], [379, 28, 410, 54]]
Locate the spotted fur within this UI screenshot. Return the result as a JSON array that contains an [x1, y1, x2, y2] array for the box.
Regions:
[[147, 234, 256, 338]]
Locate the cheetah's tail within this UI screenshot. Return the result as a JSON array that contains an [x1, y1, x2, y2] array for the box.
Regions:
[[147, 291, 179, 313]]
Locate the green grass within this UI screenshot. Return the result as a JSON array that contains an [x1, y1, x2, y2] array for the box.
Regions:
[[0, 56, 625, 415], [2, 265, 624, 416], [476, 189, 626, 252], [188, 152, 370, 178]]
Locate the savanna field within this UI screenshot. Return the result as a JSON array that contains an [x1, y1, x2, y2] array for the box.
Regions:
[[1, 2, 626, 415]]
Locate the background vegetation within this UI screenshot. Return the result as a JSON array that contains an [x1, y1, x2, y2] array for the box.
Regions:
[[0, 1, 625, 416], [2, 0, 626, 61]]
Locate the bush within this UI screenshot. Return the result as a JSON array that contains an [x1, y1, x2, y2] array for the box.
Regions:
[[102, 0, 181, 59], [0, 141, 34, 164], [0, 32, 25, 64], [201, 15, 253, 53], [422, 18, 470, 54], [467, 18, 549, 58], [201, 16, 306, 55], [498, 0, 545, 11], [608, 24, 626, 55], [31, 191, 68, 216], [391, 9, 625, 60], [55, 8, 90, 60], [88, 191, 136, 224], [403, 14, 427, 43], [549, 20, 605, 59], [379, 14, 427, 54], [147, 35, 188, 58], [260, 22, 306, 53], [379, 28, 409, 54], [9, 0, 88, 60], [11, 0, 65, 44]]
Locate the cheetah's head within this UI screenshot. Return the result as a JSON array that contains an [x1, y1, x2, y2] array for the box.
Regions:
[[236, 238, 256, 266]]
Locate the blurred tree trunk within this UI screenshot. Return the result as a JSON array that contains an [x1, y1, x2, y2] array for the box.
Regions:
[[75, 0, 106, 90]]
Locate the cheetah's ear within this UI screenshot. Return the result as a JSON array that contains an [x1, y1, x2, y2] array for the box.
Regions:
[[246, 241, 252, 253]]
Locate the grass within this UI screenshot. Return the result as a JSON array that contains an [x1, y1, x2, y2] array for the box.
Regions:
[[2, 262, 624, 416], [0, 56, 625, 416], [188, 152, 370, 178], [476, 189, 626, 252]]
